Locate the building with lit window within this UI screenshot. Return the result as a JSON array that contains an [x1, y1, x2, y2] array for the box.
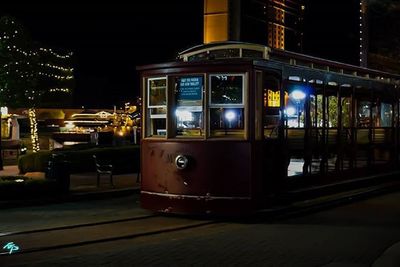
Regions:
[[303, 0, 367, 66], [359, 0, 368, 67], [203, 0, 305, 52], [204, 0, 371, 67]]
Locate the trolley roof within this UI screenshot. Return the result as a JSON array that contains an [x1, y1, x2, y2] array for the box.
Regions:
[[138, 42, 400, 89]]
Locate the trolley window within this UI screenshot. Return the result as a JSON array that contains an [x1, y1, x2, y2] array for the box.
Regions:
[[327, 95, 338, 128], [146, 77, 167, 137], [357, 100, 371, 128], [263, 75, 282, 139], [209, 74, 245, 138], [341, 97, 352, 128], [174, 76, 204, 137], [285, 83, 308, 128], [380, 102, 392, 127]]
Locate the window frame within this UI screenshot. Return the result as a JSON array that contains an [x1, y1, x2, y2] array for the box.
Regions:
[[207, 73, 248, 139], [145, 76, 168, 138], [170, 74, 206, 138], [147, 77, 167, 109], [143, 72, 249, 141], [208, 73, 246, 108]]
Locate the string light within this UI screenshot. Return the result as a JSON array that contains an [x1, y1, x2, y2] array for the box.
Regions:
[[39, 63, 73, 72], [37, 72, 74, 80], [28, 108, 40, 152], [39, 47, 73, 59], [0, 16, 74, 103], [49, 88, 70, 93]]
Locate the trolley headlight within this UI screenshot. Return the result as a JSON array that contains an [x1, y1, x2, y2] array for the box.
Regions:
[[175, 155, 189, 170]]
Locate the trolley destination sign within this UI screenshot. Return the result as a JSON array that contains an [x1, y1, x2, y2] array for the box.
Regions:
[[177, 76, 203, 102]]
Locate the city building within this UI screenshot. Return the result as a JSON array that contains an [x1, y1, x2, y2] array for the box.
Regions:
[[367, 0, 400, 73], [303, 0, 367, 66], [359, 0, 368, 67], [203, 0, 371, 67], [203, 0, 305, 52]]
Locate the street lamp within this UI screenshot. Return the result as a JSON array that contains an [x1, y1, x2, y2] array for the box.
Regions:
[[291, 90, 306, 127]]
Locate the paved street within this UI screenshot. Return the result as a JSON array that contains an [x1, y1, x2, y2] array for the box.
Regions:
[[0, 195, 148, 233], [1, 191, 400, 266]]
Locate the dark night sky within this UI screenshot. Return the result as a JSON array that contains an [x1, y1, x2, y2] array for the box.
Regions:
[[303, 0, 360, 64], [2, 0, 399, 108], [1, 1, 204, 108]]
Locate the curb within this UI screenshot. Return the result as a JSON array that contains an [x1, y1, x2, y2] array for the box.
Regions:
[[372, 241, 400, 267]]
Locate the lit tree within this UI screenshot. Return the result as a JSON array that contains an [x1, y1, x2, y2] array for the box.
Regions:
[[0, 16, 39, 106], [0, 16, 41, 152], [0, 16, 74, 153]]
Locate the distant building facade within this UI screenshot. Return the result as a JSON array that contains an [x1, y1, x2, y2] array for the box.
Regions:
[[204, 0, 370, 67], [303, 0, 367, 66], [204, 0, 305, 52], [359, 0, 368, 67]]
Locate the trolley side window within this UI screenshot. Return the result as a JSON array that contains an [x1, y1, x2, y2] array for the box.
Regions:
[[174, 76, 204, 137], [146, 77, 167, 137], [357, 100, 371, 128], [263, 76, 281, 139], [380, 102, 392, 127], [286, 83, 308, 128], [209, 74, 245, 138], [341, 97, 351, 128]]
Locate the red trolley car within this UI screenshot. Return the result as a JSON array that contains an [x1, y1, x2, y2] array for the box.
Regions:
[[138, 42, 400, 215]]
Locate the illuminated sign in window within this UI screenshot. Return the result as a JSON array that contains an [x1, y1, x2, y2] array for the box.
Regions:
[[177, 76, 203, 103], [175, 76, 204, 137], [267, 89, 280, 107]]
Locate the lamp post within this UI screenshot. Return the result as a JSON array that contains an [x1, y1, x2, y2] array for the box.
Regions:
[[291, 90, 306, 127]]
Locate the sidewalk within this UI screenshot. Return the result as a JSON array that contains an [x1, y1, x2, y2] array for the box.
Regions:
[[0, 165, 141, 207]]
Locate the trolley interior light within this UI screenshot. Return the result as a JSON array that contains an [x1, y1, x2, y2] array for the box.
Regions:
[[286, 107, 296, 116], [225, 110, 236, 121], [175, 109, 193, 122], [291, 90, 306, 101]]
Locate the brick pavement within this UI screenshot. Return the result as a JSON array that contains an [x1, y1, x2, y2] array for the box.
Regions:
[[2, 221, 400, 267], [1, 167, 400, 267]]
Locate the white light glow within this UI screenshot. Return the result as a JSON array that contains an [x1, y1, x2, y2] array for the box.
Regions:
[[176, 110, 193, 122], [286, 107, 296, 116], [225, 111, 236, 121], [291, 90, 306, 101], [65, 122, 75, 129], [1, 106, 8, 115]]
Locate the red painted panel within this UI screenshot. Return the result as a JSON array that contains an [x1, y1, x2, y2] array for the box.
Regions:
[[141, 140, 252, 198]]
